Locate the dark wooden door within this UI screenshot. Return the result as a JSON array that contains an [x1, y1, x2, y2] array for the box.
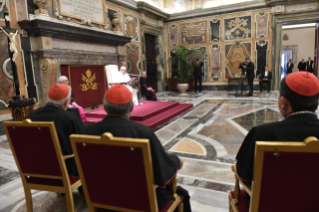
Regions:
[[314, 22, 319, 77], [145, 34, 157, 91]]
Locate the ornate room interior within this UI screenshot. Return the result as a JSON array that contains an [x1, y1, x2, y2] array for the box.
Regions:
[[0, 0, 318, 211]]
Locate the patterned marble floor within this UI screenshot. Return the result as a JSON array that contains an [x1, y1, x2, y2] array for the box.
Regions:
[[0, 90, 296, 212]]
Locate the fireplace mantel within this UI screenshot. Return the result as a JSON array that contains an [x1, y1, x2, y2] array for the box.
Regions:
[[18, 19, 132, 46]]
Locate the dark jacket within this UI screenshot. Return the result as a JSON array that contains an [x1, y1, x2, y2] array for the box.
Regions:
[[286, 62, 294, 74], [246, 62, 255, 79], [193, 62, 204, 78], [260, 70, 272, 81], [298, 61, 306, 71], [306, 60, 314, 73]]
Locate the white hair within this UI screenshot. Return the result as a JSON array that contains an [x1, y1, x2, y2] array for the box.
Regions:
[[120, 66, 127, 71], [57, 76, 68, 83], [47, 86, 72, 106]]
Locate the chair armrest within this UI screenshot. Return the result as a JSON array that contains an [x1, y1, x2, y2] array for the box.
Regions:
[[232, 165, 252, 196], [63, 154, 74, 160]]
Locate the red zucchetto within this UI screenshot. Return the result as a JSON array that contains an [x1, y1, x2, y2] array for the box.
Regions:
[[105, 84, 132, 104], [286, 72, 319, 96], [48, 84, 70, 100]]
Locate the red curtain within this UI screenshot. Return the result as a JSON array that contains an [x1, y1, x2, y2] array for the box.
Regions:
[[69, 66, 106, 108]]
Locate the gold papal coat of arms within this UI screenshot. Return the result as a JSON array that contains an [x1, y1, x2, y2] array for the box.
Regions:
[[80, 69, 99, 91]]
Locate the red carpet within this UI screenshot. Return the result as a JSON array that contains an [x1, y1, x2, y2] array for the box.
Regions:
[[85, 101, 193, 129]]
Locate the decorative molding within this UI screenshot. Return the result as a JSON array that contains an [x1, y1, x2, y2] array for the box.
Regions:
[[286, 2, 318, 13], [124, 14, 139, 42], [282, 45, 298, 72], [18, 19, 131, 46], [2, 58, 13, 80]]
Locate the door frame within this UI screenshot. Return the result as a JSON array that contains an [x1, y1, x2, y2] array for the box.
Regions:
[[272, 10, 319, 89]]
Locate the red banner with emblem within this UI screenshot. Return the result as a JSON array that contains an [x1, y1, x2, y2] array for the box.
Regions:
[[69, 66, 106, 108]]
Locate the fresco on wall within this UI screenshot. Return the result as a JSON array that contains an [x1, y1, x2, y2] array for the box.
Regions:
[[210, 19, 221, 42], [224, 16, 251, 40], [210, 45, 221, 81], [256, 13, 269, 38], [181, 21, 206, 45], [126, 44, 140, 76], [124, 14, 139, 42], [169, 25, 179, 46], [225, 43, 251, 79], [255, 40, 269, 78]]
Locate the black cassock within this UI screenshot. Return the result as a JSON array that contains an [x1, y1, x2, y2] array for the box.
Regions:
[[81, 115, 190, 210], [236, 113, 319, 182], [139, 77, 156, 100], [28, 104, 84, 175]]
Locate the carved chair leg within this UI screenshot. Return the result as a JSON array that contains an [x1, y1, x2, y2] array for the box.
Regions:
[[23, 188, 33, 212], [65, 190, 75, 212]]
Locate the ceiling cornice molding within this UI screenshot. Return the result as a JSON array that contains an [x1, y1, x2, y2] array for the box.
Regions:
[[137, 2, 169, 20], [167, 0, 269, 22], [267, 0, 318, 6]]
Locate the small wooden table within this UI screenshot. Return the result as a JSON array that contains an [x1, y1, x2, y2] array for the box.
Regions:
[[228, 77, 247, 96]]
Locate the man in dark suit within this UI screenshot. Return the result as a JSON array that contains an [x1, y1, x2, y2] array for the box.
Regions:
[[259, 66, 272, 93], [286, 59, 293, 74], [306, 57, 314, 73], [236, 71, 319, 208], [298, 59, 306, 71], [243, 57, 255, 96]]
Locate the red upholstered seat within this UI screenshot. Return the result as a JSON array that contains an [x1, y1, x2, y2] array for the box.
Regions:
[[230, 190, 249, 212], [3, 119, 82, 212], [70, 133, 183, 212]]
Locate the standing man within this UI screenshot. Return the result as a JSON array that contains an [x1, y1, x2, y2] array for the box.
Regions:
[[243, 57, 255, 96], [81, 85, 191, 212], [306, 57, 314, 73], [298, 59, 306, 71], [193, 58, 204, 94], [286, 59, 293, 74], [259, 66, 272, 94]]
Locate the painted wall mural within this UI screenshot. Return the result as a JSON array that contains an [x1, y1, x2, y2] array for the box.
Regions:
[[124, 14, 139, 42], [210, 45, 221, 81], [210, 19, 221, 42], [224, 16, 252, 40], [169, 25, 179, 46], [181, 21, 206, 45], [126, 44, 140, 76], [255, 13, 269, 38], [255, 40, 269, 77], [225, 43, 251, 79]]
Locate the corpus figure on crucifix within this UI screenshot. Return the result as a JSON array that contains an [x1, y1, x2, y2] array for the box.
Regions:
[[0, 27, 18, 63]]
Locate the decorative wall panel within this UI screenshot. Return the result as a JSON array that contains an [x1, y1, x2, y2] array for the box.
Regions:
[[181, 22, 206, 44], [210, 45, 221, 81], [224, 16, 251, 40], [210, 19, 221, 42], [255, 40, 269, 78], [188, 46, 207, 80], [256, 13, 269, 38], [126, 44, 140, 75], [0, 33, 15, 110], [169, 25, 179, 46], [124, 14, 139, 42], [225, 43, 251, 79]]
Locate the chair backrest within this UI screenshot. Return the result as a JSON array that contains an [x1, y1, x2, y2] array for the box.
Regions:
[[251, 137, 319, 212], [104, 65, 119, 87], [3, 119, 69, 184], [70, 133, 158, 212]]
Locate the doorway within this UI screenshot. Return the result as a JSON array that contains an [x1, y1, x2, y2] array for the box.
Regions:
[[145, 33, 158, 91]]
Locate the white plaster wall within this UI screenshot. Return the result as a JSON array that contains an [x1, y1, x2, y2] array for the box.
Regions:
[[282, 27, 316, 64]]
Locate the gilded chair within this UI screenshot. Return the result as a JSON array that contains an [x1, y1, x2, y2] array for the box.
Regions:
[[229, 137, 319, 212], [3, 119, 82, 212], [70, 133, 184, 212]]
